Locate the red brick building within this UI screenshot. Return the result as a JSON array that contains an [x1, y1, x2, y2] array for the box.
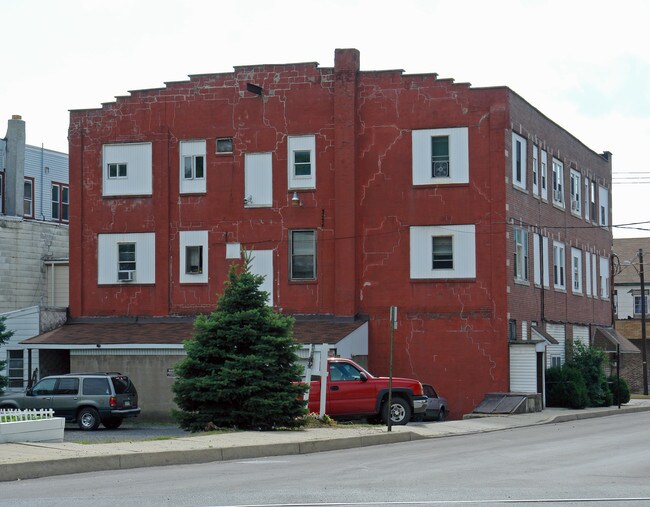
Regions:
[[59, 49, 614, 417]]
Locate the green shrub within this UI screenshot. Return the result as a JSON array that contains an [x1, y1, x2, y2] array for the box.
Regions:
[[608, 376, 631, 405], [545, 365, 589, 409], [569, 342, 612, 407]]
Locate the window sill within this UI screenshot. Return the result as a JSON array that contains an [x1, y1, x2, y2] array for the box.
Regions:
[[513, 184, 528, 194], [102, 194, 153, 199], [410, 278, 476, 283], [514, 278, 530, 286], [572, 291, 583, 297], [554, 287, 567, 293], [412, 182, 470, 189], [98, 283, 156, 287], [289, 279, 318, 285], [180, 282, 208, 286], [552, 201, 565, 211]]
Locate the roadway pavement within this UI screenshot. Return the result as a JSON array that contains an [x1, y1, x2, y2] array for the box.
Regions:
[[2, 399, 650, 482]]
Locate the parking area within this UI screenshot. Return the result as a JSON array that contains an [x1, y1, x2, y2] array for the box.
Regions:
[[63, 422, 191, 443]]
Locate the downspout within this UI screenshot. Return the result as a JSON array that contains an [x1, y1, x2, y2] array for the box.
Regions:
[[40, 143, 45, 220]]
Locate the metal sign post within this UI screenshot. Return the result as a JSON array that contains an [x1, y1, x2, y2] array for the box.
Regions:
[[387, 306, 397, 432]]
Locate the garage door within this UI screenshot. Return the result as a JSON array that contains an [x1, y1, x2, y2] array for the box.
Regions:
[[510, 343, 537, 393]]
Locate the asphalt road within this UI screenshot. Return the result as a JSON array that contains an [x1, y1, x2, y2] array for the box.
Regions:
[[63, 421, 190, 443], [4, 411, 650, 506]]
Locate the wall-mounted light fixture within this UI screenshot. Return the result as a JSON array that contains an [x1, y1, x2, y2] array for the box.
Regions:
[[291, 192, 302, 207]]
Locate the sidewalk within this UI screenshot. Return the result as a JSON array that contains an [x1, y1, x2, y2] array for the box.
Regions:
[[2, 399, 650, 482]]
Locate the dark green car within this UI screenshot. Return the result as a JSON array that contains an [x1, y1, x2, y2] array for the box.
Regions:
[[0, 373, 140, 430]]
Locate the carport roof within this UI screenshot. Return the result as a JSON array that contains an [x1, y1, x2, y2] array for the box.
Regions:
[[20, 317, 367, 349]]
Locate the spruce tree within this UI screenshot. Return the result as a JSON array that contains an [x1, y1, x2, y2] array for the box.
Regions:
[[0, 317, 14, 395], [172, 255, 307, 431]]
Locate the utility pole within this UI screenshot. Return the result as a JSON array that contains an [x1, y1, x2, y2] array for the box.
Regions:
[[640, 249, 648, 395]]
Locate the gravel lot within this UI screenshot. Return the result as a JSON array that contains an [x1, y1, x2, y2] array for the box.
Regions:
[[63, 421, 191, 443]]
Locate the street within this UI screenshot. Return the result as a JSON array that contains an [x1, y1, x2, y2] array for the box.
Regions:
[[3, 411, 650, 506]]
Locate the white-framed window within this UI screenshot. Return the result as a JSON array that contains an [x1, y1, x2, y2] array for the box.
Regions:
[[553, 241, 566, 290], [180, 140, 207, 194], [180, 230, 208, 284], [514, 227, 528, 282], [585, 252, 592, 297], [599, 256, 610, 299], [290, 230, 316, 280], [532, 145, 539, 195], [571, 247, 582, 294], [98, 233, 155, 284], [634, 291, 649, 316], [117, 243, 136, 282], [569, 170, 581, 215], [412, 127, 469, 185], [245, 153, 272, 207], [7, 350, 24, 388], [103, 143, 152, 197], [584, 177, 590, 222], [590, 181, 597, 222], [288, 135, 316, 190], [552, 158, 564, 206], [410, 224, 476, 279], [599, 185, 609, 227], [533, 235, 550, 289], [23, 177, 34, 218], [550, 355, 562, 368], [512, 132, 527, 189], [51, 183, 69, 223], [216, 138, 233, 154], [540, 150, 548, 201]]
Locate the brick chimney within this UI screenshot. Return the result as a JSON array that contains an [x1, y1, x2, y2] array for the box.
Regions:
[[4, 115, 26, 217]]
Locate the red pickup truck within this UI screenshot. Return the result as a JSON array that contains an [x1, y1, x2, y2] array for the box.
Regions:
[[306, 357, 427, 425]]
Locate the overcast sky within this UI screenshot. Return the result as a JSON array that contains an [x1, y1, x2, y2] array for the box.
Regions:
[[2, 0, 648, 239]]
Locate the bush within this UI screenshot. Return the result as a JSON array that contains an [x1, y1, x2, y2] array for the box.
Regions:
[[608, 376, 631, 405], [545, 365, 589, 409], [569, 342, 612, 407]]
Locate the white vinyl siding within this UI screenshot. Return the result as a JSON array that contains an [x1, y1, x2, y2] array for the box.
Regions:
[[23, 145, 69, 222], [179, 140, 206, 194], [512, 132, 527, 190], [249, 250, 274, 306], [287, 135, 316, 190], [546, 323, 566, 368], [102, 143, 152, 197], [245, 153, 273, 207], [97, 233, 155, 284], [573, 325, 589, 349], [571, 247, 582, 294], [179, 231, 208, 284], [410, 224, 476, 279], [412, 127, 469, 186], [599, 256, 610, 299], [599, 185, 609, 227], [0, 306, 40, 391], [509, 344, 537, 393]]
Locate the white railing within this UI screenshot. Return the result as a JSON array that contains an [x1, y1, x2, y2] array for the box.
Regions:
[[0, 409, 55, 423]]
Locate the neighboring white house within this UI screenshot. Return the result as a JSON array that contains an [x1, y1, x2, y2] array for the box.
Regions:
[[614, 237, 650, 320], [0, 116, 69, 389]]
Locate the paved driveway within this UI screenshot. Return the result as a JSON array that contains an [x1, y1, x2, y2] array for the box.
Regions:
[[64, 421, 190, 443]]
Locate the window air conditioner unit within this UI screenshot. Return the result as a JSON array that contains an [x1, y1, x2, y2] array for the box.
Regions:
[[118, 270, 135, 282], [571, 200, 579, 212], [554, 190, 563, 202], [432, 161, 450, 177]]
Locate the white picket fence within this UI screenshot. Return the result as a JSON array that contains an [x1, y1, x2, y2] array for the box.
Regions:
[[0, 408, 55, 422]]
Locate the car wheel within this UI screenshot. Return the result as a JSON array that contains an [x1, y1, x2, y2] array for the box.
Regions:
[[437, 407, 446, 422], [102, 417, 123, 429], [78, 407, 101, 431], [382, 397, 412, 425]]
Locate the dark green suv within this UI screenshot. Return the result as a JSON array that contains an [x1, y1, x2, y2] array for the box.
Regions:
[[0, 373, 140, 430]]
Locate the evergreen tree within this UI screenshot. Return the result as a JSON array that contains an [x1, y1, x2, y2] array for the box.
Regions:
[[172, 255, 307, 431], [0, 317, 14, 395]]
